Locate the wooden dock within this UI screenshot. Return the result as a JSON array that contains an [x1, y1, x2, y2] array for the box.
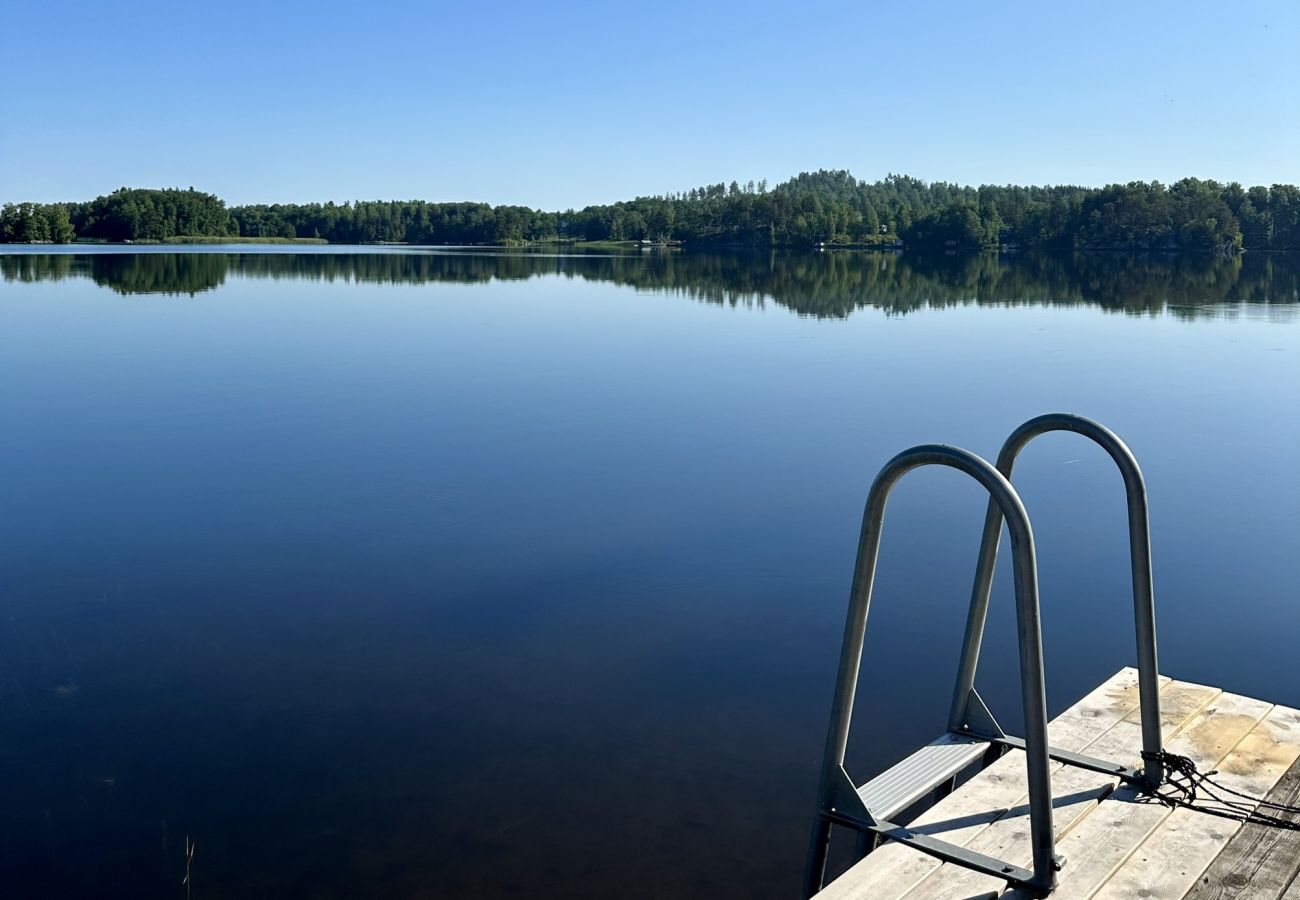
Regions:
[[817, 668, 1300, 900]]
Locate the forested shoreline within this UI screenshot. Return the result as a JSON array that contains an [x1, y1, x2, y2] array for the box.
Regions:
[[3, 170, 1299, 252]]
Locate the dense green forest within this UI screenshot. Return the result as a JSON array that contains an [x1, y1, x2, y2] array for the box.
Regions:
[[4, 171, 1300, 251]]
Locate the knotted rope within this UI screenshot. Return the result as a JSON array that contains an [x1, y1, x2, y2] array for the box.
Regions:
[[1140, 749, 1300, 831]]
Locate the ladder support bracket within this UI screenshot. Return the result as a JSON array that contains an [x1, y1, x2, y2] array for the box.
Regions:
[[823, 810, 1056, 894], [961, 688, 1006, 740], [832, 766, 877, 826], [990, 735, 1145, 786]]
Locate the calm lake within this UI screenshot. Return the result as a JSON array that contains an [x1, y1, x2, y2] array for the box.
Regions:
[[1, 247, 1298, 898]]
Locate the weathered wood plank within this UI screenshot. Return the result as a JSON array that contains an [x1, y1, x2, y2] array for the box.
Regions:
[[815, 669, 1193, 900], [1183, 753, 1300, 900], [901, 688, 1256, 900], [1090, 704, 1300, 900], [997, 692, 1277, 900]]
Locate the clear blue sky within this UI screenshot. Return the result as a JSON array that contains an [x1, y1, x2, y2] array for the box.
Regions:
[[2, 0, 1297, 208]]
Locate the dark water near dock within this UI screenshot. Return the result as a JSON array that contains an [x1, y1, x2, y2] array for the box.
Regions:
[[1, 248, 1297, 898]]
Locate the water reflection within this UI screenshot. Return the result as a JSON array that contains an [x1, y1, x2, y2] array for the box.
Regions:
[[3, 250, 1297, 318]]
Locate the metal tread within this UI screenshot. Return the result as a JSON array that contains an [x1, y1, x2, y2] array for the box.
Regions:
[[855, 731, 990, 821]]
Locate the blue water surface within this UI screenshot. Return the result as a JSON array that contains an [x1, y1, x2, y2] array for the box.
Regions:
[[0, 248, 1297, 898]]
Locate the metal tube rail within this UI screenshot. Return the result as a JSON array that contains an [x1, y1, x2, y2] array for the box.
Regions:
[[946, 413, 1163, 787], [803, 445, 1057, 897]]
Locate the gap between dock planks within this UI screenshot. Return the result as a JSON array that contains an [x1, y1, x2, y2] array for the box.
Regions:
[[985, 690, 1272, 900], [1085, 702, 1300, 900], [1181, 754, 1300, 900], [815, 668, 1191, 900], [992, 699, 1300, 900]]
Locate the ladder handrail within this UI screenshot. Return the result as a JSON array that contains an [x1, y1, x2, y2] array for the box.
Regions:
[[947, 413, 1163, 786], [804, 444, 1057, 897]]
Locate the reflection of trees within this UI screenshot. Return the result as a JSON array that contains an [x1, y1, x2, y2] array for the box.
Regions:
[[0, 254, 228, 296], [2, 250, 1298, 319], [0, 253, 75, 284], [90, 254, 231, 296]]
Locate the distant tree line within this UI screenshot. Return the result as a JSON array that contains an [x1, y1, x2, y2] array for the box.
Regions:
[[5, 172, 1300, 251]]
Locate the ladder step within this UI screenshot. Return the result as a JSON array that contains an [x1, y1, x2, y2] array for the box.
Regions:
[[855, 732, 990, 821]]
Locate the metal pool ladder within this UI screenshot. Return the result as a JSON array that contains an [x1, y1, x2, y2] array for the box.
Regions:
[[802, 415, 1164, 897]]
